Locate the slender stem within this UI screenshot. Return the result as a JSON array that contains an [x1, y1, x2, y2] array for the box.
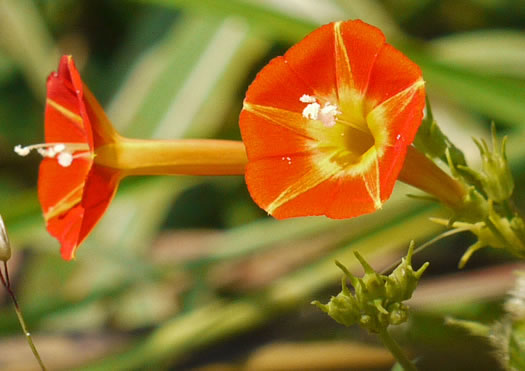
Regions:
[[399, 146, 466, 210], [95, 138, 248, 176], [4, 261, 10, 287], [380, 227, 469, 274], [378, 328, 417, 371], [0, 264, 47, 371], [0, 264, 6, 287]]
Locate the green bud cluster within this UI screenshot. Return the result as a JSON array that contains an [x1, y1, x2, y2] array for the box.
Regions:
[[459, 124, 514, 203], [421, 116, 525, 267], [313, 242, 429, 333]]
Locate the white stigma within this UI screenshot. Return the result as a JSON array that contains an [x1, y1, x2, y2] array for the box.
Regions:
[[14, 142, 86, 168], [57, 152, 73, 167]]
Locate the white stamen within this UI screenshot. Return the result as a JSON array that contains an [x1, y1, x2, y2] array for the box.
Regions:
[[57, 152, 73, 167], [14, 142, 89, 168], [14, 145, 30, 156], [302, 102, 320, 120], [53, 144, 66, 152], [37, 148, 51, 157], [299, 94, 341, 127], [299, 94, 317, 103], [318, 102, 341, 128], [38, 148, 58, 158]]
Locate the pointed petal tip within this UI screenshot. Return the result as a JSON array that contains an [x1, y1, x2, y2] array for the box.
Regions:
[[59, 241, 78, 261]]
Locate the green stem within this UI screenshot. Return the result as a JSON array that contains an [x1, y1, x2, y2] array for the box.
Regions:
[[1, 262, 47, 371], [378, 328, 417, 371]]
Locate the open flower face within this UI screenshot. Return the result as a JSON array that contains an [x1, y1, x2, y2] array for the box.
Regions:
[[34, 56, 120, 260], [240, 20, 426, 219]]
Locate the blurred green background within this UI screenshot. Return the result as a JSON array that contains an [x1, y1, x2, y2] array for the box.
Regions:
[[0, 0, 525, 370]]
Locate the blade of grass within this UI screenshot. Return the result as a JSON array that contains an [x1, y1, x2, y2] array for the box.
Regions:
[[428, 30, 525, 78], [74, 205, 441, 371], [0, 0, 58, 100], [408, 50, 525, 127]]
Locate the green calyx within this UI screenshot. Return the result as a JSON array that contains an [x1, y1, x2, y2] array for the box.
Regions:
[[459, 123, 514, 203], [414, 96, 467, 167], [312, 242, 429, 333]]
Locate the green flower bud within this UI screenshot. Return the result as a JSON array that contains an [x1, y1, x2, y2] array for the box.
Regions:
[[386, 241, 429, 302], [0, 215, 11, 262], [459, 124, 514, 203], [312, 277, 360, 327]]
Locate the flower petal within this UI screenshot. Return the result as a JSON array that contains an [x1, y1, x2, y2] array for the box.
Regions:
[[83, 84, 119, 148], [244, 56, 313, 113], [46, 205, 84, 261], [45, 56, 94, 147], [47, 165, 119, 261], [239, 108, 314, 161], [284, 23, 337, 99], [38, 157, 91, 221], [338, 20, 385, 95], [365, 44, 423, 113], [77, 165, 120, 255], [245, 151, 341, 217], [38, 156, 90, 260]]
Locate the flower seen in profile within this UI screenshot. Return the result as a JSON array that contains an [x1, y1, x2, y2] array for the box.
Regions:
[[16, 56, 247, 260]]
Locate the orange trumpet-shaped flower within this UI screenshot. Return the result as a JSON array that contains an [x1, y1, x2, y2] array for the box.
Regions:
[[240, 20, 427, 219], [16, 56, 247, 260]]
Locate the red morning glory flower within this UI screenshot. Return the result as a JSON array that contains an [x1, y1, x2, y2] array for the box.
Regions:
[[16, 56, 247, 260], [239, 20, 428, 219]]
